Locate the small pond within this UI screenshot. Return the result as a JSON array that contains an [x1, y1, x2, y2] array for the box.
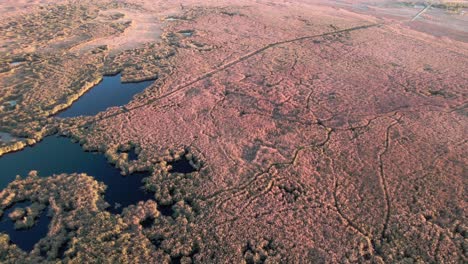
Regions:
[[57, 74, 153, 118], [10, 61, 24, 67], [0, 201, 49, 252], [0, 136, 153, 211], [168, 156, 197, 174], [179, 30, 194, 37]]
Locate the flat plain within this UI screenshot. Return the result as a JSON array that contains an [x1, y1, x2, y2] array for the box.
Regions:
[[0, 0, 466, 263]]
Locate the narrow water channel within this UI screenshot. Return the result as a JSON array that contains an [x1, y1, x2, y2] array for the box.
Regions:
[[57, 74, 153, 118]]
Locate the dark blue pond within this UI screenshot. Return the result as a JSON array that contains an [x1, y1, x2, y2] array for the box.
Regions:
[[57, 74, 153, 118], [0, 202, 49, 252], [0, 136, 154, 251], [0, 137, 153, 212], [168, 157, 197, 174]]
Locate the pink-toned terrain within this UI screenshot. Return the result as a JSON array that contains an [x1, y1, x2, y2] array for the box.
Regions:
[[0, 0, 467, 263]]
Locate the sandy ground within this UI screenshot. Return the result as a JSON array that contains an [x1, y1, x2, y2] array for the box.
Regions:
[[69, 8, 162, 54]]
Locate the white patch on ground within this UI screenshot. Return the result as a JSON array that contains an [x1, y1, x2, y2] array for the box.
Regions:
[[70, 9, 162, 54]]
